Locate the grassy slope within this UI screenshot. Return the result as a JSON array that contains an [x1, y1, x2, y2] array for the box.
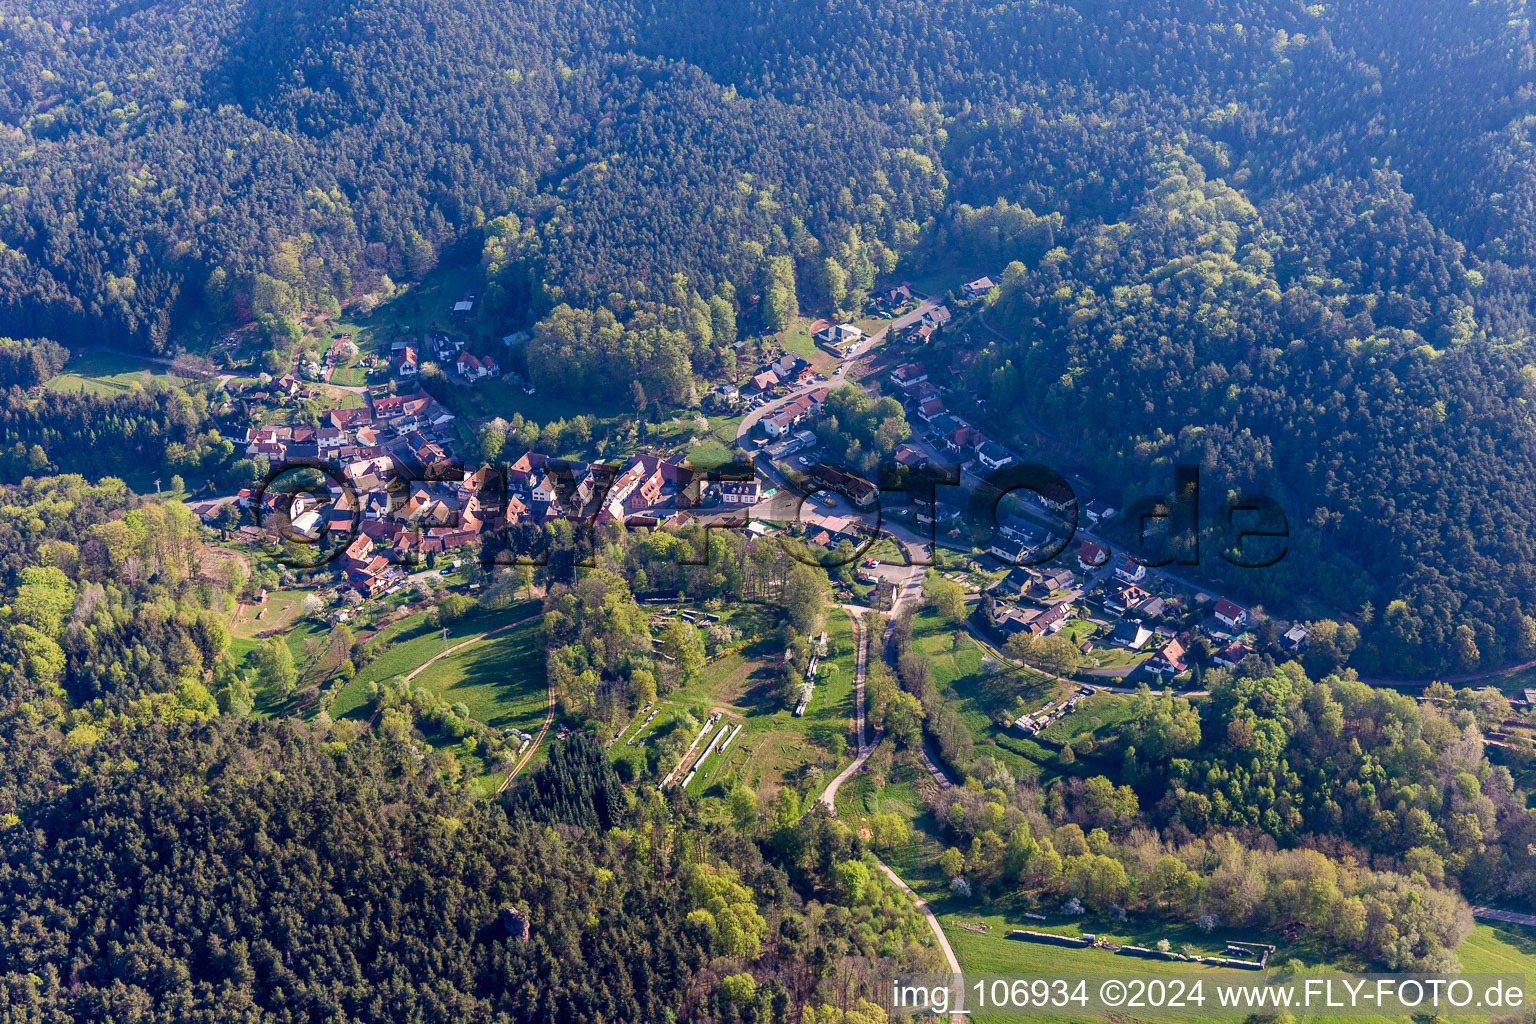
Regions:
[[329, 601, 538, 719], [409, 618, 547, 732]]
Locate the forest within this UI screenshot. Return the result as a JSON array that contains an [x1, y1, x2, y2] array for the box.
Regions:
[[1, 1, 1535, 667], [0, 480, 934, 1022]]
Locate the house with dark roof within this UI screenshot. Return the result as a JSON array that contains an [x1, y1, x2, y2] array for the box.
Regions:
[[1114, 553, 1146, 583], [962, 276, 996, 299], [1282, 623, 1309, 652], [1213, 598, 1249, 631], [1077, 540, 1109, 570], [1111, 619, 1152, 650], [977, 441, 1015, 470], [1213, 640, 1252, 668]]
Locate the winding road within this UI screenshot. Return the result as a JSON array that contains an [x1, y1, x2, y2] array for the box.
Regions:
[[811, 572, 963, 1013]]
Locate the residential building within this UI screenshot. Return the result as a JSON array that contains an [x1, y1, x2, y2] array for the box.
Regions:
[[1147, 638, 1187, 675], [976, 441, 1015, 469], [1213, 598, 1249, 631], [394, 345, 419, 378], [1111, 620, 1152, 650], [1213, 640, 1252, 668], [1077, 539, 1109, 570], [1114, 553, 1147, 583], [962, 276, 996, 299]]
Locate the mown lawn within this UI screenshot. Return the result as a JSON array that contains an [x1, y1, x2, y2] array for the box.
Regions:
[[682, 609, 859, 800], [908, 608, 1060, 779], [929, 914, 1536, 1024], [329, 601, 538, 719], [47, 350, 193, 397], [408, 617, 548, 731]]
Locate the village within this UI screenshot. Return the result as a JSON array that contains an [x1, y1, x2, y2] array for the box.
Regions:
[[181, 271, 1301, 695]]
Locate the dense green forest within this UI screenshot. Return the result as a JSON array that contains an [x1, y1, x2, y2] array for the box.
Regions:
[[0, 481, 935, 1022], [4, 1, 1536, 667]]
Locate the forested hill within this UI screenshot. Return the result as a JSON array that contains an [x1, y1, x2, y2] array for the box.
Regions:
[[8, 0, 1536, 670], [8, 0, 1536, 351]]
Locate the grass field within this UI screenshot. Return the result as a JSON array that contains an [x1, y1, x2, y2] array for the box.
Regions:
[[409, 618, 547, 731], [329, 600, 539, 719], [48, 350, 193, 396], [928, 915, 1536, 1023], [907, 608, 1062, 780], [657, 607, 859, 801]]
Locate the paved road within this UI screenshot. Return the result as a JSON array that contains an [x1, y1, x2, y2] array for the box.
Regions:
[[814, 601, 964, 1011], [874, 858, 966, 1016], [1473, 906, 1536, 928], [737, 299, 941, 443]]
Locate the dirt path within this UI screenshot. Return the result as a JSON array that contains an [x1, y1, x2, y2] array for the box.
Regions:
[[873, 860, 964, 992], [363, 612, 541, 733], [819, 612, 872, 812], [403, 613, 539, 682], [499, 678, 554, 793]]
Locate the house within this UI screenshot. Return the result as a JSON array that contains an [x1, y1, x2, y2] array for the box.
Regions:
[[328, 407, 373, 431], [1213, 598, 1249, 631], [815, 322, 865, 353], [808, 464, 878, 506], [506, 451, 549, 494], [1104, 581, 1150, 615], [748, 370, 780, 394], [879, 284, 913, 310], [1114, 553, 1147, 583], [893, 444, 927, 468], [371, 390, 435, 429], [911, 323, 936, 344], [962, 276, 996, 299], [1147, 638, 1187, 675], [1111, 620, 1152, 650], [719, 479, 761, 505], [762, 394, 815, 437], [1029, 567, 1076, 597], [452, 298, 475, 314], [394, 346, 419, 378], [923, 305, 953, 328], [945, 423, 986, 452], [1036, 479, 1077, 515], [1084, 498, 1117, 524], [1077, 540, 1109, 570], [890, 362, 929, 388], [1281, 623, 1309, 653], [997, 601, 1071, 637], [988, 538, 1034, 564], [1214, 640, 1252, 669], [917, 397, 947, 422], [976, 441, 1015, 470], [456, 350, 500, 381], [992, 567, 1035, 598], [1000, 517, 1044, 546]]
